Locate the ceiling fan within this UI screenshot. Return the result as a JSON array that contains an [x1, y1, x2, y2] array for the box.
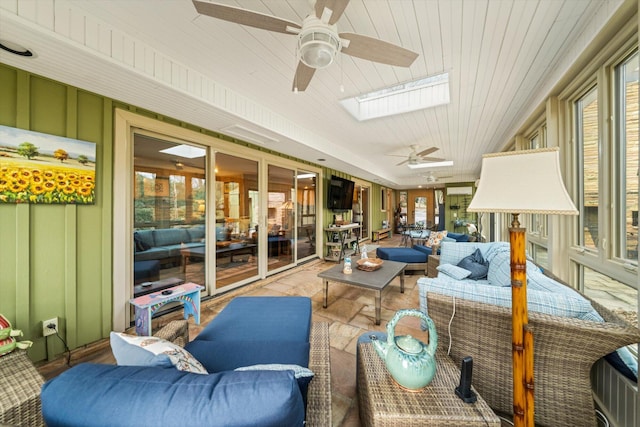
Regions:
[[389, 145, 445, 166], [192, 0, 419, 91], [423, 172, 452, 183]]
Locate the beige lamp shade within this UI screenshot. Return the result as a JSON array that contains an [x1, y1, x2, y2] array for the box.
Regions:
[[468, 147, 578, 215]]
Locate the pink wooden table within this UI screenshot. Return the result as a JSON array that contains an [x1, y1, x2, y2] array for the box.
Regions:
[[129, 282, 203, 336]]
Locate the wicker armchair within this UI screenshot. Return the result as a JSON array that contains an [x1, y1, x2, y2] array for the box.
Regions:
[[425, 292, 640, 427], [155, 319, 331, 427]]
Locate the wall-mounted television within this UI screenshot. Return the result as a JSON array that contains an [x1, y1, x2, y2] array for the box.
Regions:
[[327, 175, 355, 211]]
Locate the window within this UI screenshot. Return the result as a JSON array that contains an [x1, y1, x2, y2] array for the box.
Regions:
[[614, 51, 639, 263], [526, 125, 548, 265], [576, 86, 599, 251]]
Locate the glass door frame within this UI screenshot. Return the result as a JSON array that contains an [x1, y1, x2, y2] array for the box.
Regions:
[[352, 179, 371, 242]]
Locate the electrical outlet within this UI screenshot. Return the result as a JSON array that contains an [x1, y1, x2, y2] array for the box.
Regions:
[[43, 317, 58, 337]]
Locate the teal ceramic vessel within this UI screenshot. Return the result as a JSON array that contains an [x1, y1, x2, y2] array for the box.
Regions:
[[372, 309, 438, 390]]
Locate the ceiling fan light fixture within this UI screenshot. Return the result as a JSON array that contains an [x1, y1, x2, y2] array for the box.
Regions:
[[298, 19, 340, 69]]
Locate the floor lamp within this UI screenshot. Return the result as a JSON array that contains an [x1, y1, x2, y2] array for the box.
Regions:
[[467, 148, 578, 427]]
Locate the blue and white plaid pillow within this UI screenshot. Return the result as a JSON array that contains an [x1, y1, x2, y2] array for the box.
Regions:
[[437, 264, 471, 280]]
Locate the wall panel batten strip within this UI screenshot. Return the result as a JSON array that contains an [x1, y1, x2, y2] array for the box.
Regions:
[[66, 87, 78, 138], [15, 71, 29, 129], [14, 71, 30, 332], [64, 205, 78, 349], [64, 86, 78, 348], [101, 99, 114, 335], [15, 204, 30, 332]]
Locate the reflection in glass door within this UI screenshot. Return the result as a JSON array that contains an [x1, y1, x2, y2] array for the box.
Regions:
[[268, 165, 295, 272], [133, 134, 206, 293], [352, 185, 369, 241], [215, 153, 259, 289], [296, 171, 317, 259], [414, 196, 427, 227]]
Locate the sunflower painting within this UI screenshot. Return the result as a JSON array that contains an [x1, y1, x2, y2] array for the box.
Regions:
[[0, 125, 96, 204]]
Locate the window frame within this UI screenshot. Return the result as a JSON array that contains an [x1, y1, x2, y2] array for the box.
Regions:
[[612, 49, 639, 266]]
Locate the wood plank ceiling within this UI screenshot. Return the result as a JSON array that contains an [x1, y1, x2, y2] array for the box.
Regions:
[[0, 0, 624, 188]]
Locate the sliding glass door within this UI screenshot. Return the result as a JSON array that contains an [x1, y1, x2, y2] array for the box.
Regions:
[[267, 165, 295, 272], [115, 111, 323, 330], [296, 171, 317, 260], [133, 134, 207, 293], [215, 153, 259, 289]]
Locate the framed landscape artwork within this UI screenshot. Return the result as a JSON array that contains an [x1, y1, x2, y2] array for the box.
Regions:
[[0, 125, 97, 204]]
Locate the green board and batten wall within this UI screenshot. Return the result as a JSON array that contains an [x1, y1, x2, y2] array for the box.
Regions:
[[0, 66, 113, 361], [0, 64, 386, 363]]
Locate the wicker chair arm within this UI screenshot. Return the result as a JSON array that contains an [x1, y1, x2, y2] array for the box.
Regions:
[[153, 320, 189, 348], [306, 322, 331, 427], [425, 291, 640, 427]]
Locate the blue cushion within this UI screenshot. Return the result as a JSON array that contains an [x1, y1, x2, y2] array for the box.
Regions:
[[185, 295, 312, 400], [153, 228, 190, 246], [457, 248, 489, 280], [447, 232, 470, 242], [377, 247, 427, 263], [133, 260, 160, 282], [133, 247, 171, 261], [133, 232, 151, 251], [412, 245, 434, 257], [183, 295, 312, 403], [186, 340, 310, 373], [135, 230, 155, 248], [41, 364, 304, 427], [235, 363, 314, 406], [194, 296, 311, 343], [605, 347, 638, 382], [187, 226, 206, 241]]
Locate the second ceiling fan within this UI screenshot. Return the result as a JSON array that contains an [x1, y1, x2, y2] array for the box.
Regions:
[[391, 145, 445, 166], [192, 0, 419, 91]]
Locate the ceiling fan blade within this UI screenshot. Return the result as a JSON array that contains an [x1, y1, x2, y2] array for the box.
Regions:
[[339, 33, 418, 67], [419, 156, 446, 162], [292, 61, 316, 92], [315, 0, 350, 25], [416, 147, 439, 157], [193, 0, 301, 35], [396, 159, 409, 166]]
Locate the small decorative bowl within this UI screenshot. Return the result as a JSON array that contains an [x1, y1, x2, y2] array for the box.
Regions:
[[357, 258, 383, 271]]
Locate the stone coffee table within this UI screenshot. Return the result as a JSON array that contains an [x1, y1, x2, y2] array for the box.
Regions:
[[318, 259, 406, 325]]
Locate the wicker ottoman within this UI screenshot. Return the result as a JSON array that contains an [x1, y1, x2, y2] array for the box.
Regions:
[[0, 350, 45, 426], [357, 343, 500, 427]]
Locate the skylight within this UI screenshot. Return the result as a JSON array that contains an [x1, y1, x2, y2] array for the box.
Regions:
[[159, 144, 206, 159], [407, 160, 454, 169], [340, 72, 450, 121]]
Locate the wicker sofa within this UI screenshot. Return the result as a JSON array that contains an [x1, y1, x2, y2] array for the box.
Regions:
[[419, 242, 640, 427]]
